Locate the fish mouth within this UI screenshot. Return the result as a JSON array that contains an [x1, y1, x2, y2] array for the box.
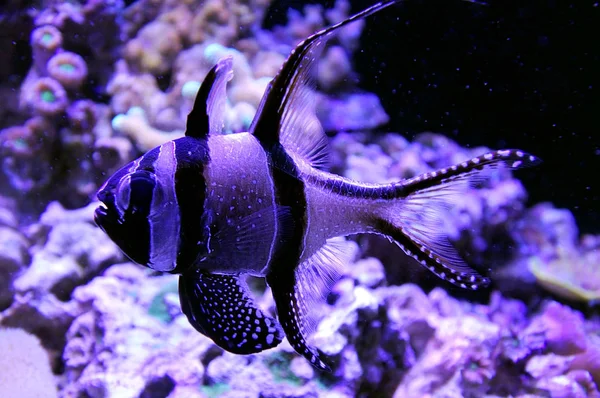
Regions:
[[94, 202, 108, 228]]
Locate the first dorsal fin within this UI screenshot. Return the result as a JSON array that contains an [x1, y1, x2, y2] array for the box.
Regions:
[[186, 56, 233, 139], [249, 0, 400, 169]]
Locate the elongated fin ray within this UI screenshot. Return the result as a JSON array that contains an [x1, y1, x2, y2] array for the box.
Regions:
[[179, 271, 284, 354], [250, 0, 400, 169], [381, 149, 541, 290], [186, 56, 233, 139], [267, 238, 354, 371]]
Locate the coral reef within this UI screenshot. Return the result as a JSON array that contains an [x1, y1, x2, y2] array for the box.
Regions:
[[0, 327, 58, 398], [0, 0, 598, 397]]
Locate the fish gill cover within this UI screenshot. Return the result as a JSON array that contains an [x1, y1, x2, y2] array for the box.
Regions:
[[0, 0, 598, 397]]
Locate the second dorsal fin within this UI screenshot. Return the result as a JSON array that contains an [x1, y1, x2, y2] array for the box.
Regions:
[[185, 56, 233, 139], [249, 1, 399, 169]]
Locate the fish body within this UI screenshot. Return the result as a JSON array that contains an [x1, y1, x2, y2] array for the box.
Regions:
[[94, 0, 540, 371]]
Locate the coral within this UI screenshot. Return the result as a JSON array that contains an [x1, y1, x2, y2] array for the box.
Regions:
[[227, 101, 257, 133], [22, 76, 68, 117], [30, 25, 63, 75], [0, 292, 78, 371], [531, 301, 587, 356], [318, 45, 354, 92], [107, 60, 168, 120], [33, 0, 122, 85], [0, 117, 56, 193], [528, 245, 600, 303], [317, 92, 390, 132], [66, 99, 99, 133], [47, 51, 88, 90], [251, 50, 286, 79], [392, 314, 501, 397], [124, 19, 182, 75], [62, 263, 213, 397], [14, 201, 123, 300], [0, 328, 58, 398], [187, 0, 271, 46], [0, 226, 29, 310], [570, 334, 600, 387], [112, 107, 183, 151], [92, 135, 134, 172]]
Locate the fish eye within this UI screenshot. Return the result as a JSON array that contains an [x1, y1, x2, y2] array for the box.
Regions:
[[115, 171, 161, 215]]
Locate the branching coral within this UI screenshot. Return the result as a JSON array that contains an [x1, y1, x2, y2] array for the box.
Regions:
[[112, 107, 183, 151]]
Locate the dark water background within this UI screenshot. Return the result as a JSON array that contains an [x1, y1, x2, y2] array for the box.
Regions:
[[267, 0, 599, 234]]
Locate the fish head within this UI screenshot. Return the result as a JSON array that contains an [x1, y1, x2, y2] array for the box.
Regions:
[[94, 160, 168, 268], [95, 138, 210, 272]]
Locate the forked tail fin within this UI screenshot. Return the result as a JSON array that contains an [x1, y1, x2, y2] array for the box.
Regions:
[[375, 149, 541, 290]]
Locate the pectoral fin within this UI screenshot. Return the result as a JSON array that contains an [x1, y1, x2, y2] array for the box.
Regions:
[[179, 270, 284, 354]]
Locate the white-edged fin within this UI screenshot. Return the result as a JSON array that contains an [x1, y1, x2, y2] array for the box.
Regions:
[[250, 1, 401, 169], [186, 56, 233, 139], [383, 149, 542, 290], [179, 271, 284, 354], [294, 237, 353, 336]]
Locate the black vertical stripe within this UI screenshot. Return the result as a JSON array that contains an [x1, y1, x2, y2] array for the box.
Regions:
[[264, 144, 308, 272], [264, 144, 331, 371], [136, 146, 160, 172], [172, 137, 210, 273]]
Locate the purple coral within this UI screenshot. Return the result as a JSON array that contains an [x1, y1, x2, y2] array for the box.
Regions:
[[28, 77, 68, 117], [66, 100, 98, 133], [0, 117, 56, 192], [31, 25, 63, 75], [47, 51, 88, 90]]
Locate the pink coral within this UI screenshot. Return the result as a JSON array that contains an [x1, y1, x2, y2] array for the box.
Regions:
[[47, 51, 88, 90], [570, 334, 600, 387], [538, 301, 587, 356]]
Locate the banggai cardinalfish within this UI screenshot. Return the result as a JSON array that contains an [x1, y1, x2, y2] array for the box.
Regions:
[[94, 0, 540, 371]]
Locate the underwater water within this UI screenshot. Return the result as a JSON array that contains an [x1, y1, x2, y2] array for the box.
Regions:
[[0, 0, 598, 397]]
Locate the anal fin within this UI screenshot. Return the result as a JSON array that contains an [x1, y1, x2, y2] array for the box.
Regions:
[[179, 270, 284, 354]]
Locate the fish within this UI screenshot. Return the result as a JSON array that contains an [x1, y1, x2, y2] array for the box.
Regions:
[[94, 0, 541, 371]]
